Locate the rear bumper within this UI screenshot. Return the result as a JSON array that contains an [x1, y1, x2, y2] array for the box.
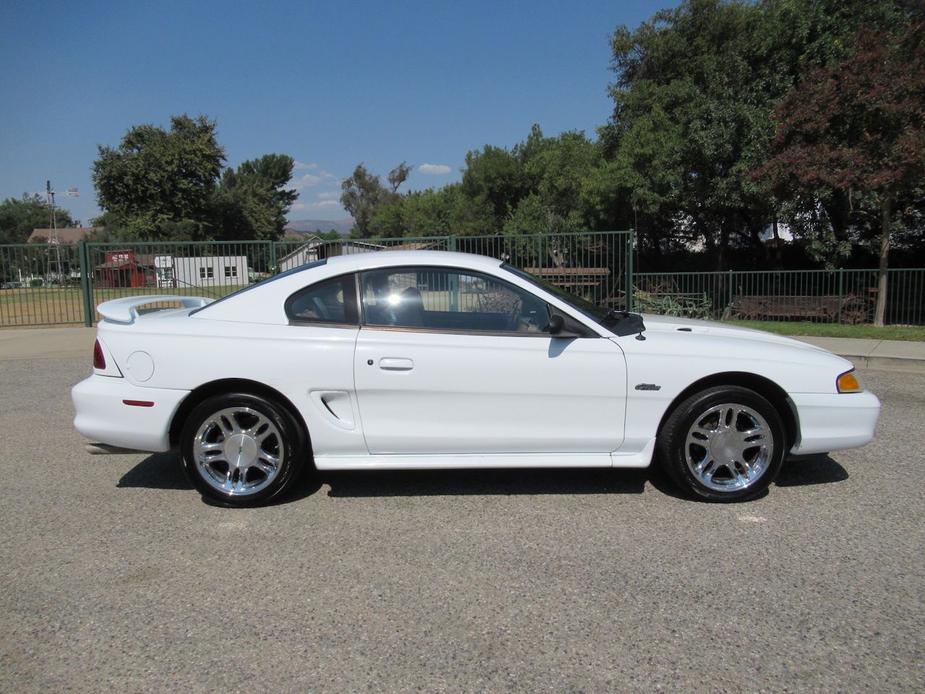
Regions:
[[71, 375, 189, 452], [789, 390, 881, 455]]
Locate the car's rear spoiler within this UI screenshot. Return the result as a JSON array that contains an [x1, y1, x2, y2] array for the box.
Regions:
[[97, 295, 214, 324]]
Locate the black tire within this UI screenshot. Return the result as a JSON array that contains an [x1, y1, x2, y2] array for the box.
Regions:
[[657, 385, 786, 502], [180, 392, 308, 507]]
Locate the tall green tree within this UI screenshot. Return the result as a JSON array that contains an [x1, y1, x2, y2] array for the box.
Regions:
[[461, 145, 527, 230], [92, 114, 225, 240], [514, 129, 600, 234], [341, 164, 387, 238], [0, 195, 75, 245], [387, 162, 412, 193], [212, 154, 297, 240], [758, 21, 925, 324], [602, 0, 787, 267], [341, 163, 409, 237], [370, 184, 494, 238]]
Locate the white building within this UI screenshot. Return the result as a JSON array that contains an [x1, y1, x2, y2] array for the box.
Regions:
[[278, 239, 385, 272], [278, 239, 323, 273], [169, 256, 249, 288], [154, 255, 176, 288]]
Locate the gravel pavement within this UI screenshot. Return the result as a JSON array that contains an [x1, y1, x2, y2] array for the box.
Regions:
[[0, 359, 922, 692]]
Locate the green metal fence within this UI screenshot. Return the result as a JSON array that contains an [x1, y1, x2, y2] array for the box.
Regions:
[[634, 268, 925, 325], [0, 231, 633, 327], [0, 242, 88, 326], [2, 232, 923, 328]]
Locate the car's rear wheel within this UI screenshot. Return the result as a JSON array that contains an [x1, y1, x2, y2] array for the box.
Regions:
[[657, 385, 786, 502], [180, 392, 306, 506]]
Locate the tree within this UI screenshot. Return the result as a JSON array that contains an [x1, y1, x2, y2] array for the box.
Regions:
[[519, 130, 600, 233], [584, 106, 683, 254], [212, 154, 296, 240], [603, 0, 790, 267], [387, 162, 411, 193], [340, 163, 410, 237], [758, 23, 925, 324], [0, 195, 75, 245], [92, 114, 225, 239], [369, 184, 494, 238], [341, 164, 387, 237], [362, 126, 601, 239], [461, 145, 527, 231]]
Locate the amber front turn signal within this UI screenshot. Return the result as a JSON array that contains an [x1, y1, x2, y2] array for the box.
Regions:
[[837, 370, 862, 393]]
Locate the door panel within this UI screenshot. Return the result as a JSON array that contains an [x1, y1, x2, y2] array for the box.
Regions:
[[354, 329, 627, 455]]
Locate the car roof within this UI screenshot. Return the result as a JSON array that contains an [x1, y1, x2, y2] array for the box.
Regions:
[[321, 250, 504, 273], [191, 251, 507, 323]]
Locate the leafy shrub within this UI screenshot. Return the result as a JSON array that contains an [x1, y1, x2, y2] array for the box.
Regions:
[[633, 289, 714, 319]]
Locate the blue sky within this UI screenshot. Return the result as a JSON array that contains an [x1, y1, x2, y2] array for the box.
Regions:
[[0, 0, 676, 224]]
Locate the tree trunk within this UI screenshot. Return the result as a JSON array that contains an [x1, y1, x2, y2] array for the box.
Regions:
[[873, 195, 891, 327], [772, 218, 783, 268], [717, 221, 729, 272]]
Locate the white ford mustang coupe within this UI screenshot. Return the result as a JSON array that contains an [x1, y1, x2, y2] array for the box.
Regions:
[[72, 251, 880, 506]]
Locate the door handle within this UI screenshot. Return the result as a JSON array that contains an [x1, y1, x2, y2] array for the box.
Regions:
[[379, 357, 414, 371]]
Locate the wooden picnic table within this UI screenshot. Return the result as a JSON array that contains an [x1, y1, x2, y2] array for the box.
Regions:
[[727, 294, 871, 323]]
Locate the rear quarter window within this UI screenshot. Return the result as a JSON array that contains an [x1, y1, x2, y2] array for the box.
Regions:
[[285, 273, 359, 325]]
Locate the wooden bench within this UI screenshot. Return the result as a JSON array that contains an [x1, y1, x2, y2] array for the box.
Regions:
[[727, 294, 870, 323]]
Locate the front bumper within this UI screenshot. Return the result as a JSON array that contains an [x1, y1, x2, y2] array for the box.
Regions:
[[789, 390, 881, 455], [71, 375, 189, 452]]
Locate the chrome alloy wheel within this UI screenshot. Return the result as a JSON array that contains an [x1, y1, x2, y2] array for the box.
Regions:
[[193, 407, 284, 496], [684, 403, 774, 492]]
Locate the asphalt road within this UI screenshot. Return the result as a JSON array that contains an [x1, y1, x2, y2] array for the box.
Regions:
[[0, 359, 922, 693]]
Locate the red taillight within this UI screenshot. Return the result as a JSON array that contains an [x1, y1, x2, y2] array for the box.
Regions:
[[93, 339, 106, 370]]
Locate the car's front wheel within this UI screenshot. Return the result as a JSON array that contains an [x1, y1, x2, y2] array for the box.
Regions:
[[180, 392, 306, 506], [658, 385, 786, 502]]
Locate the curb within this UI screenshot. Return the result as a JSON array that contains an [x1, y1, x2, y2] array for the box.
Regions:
[[840, 354, 925, 374], [791, 336, 925, 374]]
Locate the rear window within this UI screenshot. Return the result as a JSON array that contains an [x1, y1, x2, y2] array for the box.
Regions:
[[286, 273, 359, 325], [191, 259, 327, 315]]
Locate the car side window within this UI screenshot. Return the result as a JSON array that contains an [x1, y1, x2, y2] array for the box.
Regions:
[[286, 274, 358, 325], [360, 267, 550, 334]]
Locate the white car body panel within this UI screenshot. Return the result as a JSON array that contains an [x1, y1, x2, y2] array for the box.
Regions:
[[71, 251, 880, 469], [72, 375, 187, 451], [614, 316, 880, 456], [354, 328, 626, 454]]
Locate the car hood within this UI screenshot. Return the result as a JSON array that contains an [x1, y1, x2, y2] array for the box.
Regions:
[[637, 313, 829, 354]]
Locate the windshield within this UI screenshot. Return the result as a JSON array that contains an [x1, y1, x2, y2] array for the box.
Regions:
[[501, 263, 626, 331]]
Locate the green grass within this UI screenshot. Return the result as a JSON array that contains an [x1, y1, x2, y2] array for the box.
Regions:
[[724, 320, 925, 341], [3, 286, 925, 340], [0, 284, 246, 327]]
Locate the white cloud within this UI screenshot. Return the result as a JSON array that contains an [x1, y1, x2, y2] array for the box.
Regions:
[[289, 170, 336, 192], [418, 163, 452, 175], [295, 199, 340, 210], [294, 160, 318, 170], [291, 189, 343, 212]]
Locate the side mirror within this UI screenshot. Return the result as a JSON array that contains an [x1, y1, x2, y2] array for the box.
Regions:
[[547, 313, 565, 335]]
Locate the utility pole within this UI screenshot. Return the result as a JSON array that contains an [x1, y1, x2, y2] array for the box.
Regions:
[[46, 180, 60, 281], [39, 181, 79, 284]]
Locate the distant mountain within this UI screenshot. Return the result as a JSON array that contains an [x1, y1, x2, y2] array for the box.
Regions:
[[285, 218, 354, 235]]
